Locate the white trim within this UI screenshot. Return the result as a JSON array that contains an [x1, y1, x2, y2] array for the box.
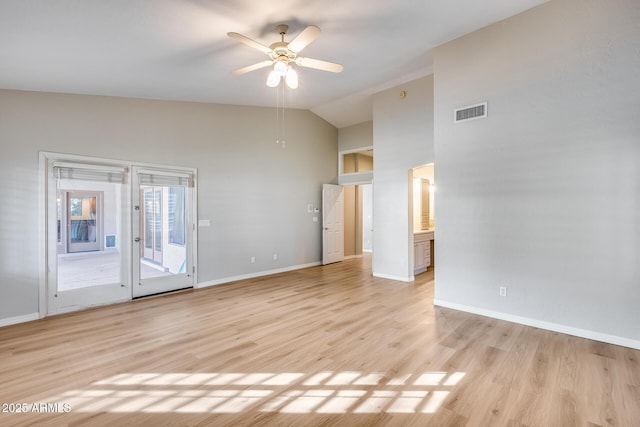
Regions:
[[191, 169, 199, 285], [338, 171, 374, 186], [198, 262, 321, 288], [38, 153, 48, 319], [339, 171, 373, 177], [339, 146, 374, 156], [433, 299, 640, 351], [372, 272, 415, 283], [0, 313, 39, 328]]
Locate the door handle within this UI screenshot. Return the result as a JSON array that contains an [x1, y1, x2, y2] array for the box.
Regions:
[[134, 237, 140, 242]]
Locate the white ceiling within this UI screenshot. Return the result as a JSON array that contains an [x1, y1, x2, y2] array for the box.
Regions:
[[0, 0, 548, 128]]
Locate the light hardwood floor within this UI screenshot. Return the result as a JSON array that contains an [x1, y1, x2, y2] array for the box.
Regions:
[[0, 256, 638, 426]]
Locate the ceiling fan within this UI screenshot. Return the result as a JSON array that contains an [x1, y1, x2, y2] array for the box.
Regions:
[[227, 24, 344, 89]]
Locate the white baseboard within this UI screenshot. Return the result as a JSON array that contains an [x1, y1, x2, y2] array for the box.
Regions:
[[433, 299, 640, 350], [0, 312, 40, 328], [373, 272, 415, 283], [197, 262, 322, 288]]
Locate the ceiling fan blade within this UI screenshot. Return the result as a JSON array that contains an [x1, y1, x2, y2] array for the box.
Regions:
[[296, 57, 344, 73], [287, 25, 321, 53], [231, 60, 273, 76], [227, 32, 272, 55]]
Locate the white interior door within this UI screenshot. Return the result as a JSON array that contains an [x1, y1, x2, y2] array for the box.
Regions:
[[322, 184, 344, 265], [132, 167, 194, 298], [47, 161, 130, 315]]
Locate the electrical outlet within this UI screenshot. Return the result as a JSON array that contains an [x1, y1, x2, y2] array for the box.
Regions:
[[251, 256, 255, 264], [273, 253, 277, 260], [499, 286, 508, 297]]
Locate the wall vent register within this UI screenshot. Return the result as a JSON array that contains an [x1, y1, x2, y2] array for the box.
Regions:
[[454, 102, 487, 122]]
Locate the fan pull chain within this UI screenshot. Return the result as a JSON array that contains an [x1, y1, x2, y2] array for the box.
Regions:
[[275, 81, 286, 149], [276, 81, 280, 146], [281, 82, 286, 149]]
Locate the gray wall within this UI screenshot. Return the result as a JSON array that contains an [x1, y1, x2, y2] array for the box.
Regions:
[[372, 75, 434, 281], [338, 121, 373, 152], [0, 89, 337, 320], [433, 0, 640, 345]]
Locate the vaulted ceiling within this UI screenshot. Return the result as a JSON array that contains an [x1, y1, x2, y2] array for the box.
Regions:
[[0, 0, 548, 128]]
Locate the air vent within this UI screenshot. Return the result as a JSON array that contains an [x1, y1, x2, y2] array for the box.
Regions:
[[454, 102, 487, 123]]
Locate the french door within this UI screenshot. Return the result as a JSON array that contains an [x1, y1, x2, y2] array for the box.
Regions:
[[47, 161, 130, 314], [44, 155, 197, 315], [132, 167, 194, 298]]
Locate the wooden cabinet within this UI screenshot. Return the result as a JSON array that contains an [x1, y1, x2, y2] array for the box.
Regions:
[[414, 231, 433, 275]]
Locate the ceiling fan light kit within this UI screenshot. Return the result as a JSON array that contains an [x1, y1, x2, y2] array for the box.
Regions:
[[228, 24, 343, 90], [285, 67, 298, 89], [266, 60, 298, 89]]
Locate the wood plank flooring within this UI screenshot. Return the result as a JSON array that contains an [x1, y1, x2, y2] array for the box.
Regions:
[[0, 255, 638, 426]]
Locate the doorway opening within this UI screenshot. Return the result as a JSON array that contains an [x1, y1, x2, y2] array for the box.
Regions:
[[411, 164, 435, 276], [343, 184, 373, 259]]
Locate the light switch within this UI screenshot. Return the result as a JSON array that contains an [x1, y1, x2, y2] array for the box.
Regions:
[[313, 216, 318, 222], [198, 219, 211, 227]]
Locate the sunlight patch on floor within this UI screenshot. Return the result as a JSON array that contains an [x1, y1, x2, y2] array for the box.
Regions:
[[46, 370, 465, 415]]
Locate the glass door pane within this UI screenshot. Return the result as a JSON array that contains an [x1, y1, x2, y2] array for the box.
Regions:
[[139, 185, 186, 281], [57, 190, 118, 291]]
